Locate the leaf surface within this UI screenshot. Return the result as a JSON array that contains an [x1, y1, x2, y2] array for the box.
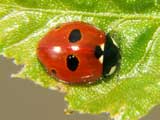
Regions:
[[0, 0, 160, 119]]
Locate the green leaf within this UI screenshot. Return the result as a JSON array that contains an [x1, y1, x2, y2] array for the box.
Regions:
[[1, 0, 160, 120]]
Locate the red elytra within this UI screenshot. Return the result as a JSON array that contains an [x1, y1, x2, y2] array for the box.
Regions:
[[37, 21, 118, 84]]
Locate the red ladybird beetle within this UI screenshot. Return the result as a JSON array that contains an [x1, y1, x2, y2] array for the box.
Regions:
[[37, 21, 120, 84]]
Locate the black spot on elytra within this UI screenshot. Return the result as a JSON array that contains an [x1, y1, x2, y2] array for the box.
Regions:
[[94, 45, 103, 59], [51, 69, 56, 75], [69, 29, 81, 42], [67, 55, 79, 71], [55, 24, 61, 29]]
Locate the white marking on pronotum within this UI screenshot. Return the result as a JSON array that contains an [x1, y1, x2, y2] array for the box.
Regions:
[[112, 39, 119, 47], [98, 43, 104, 64], [108, 65, 117, 75], [100, 43, 105, 51], [99, 55, 104, 64]]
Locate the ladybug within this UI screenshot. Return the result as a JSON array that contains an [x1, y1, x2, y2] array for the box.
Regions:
[[37, 21, 120, 84]]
